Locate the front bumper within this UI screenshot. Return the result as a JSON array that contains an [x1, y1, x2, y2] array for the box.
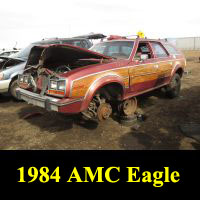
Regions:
[[0, 79, 11, 93], [16, 88, 83, 113]]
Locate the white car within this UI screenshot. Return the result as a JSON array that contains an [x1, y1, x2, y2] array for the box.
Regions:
[[0, 50, 19, 57]]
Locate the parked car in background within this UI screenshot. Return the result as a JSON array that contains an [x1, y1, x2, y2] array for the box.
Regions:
[[16, 36, 186, 121], [0, 34, 103, 99], [0, 50, 19, 57]]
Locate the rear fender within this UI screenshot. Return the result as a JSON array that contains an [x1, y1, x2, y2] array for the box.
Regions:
[[170, 64, 184, 82]]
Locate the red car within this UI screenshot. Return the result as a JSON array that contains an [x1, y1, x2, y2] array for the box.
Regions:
[[17, 36, 186, 121]]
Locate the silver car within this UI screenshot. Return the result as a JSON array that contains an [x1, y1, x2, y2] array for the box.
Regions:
[[0, 37, 94, 99]]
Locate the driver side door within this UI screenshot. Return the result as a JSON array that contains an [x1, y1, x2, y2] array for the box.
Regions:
[[129, 41, 158, 94]]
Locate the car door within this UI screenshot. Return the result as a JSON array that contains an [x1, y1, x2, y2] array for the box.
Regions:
[[129, 41, 158, 94], [150, 42, 172, 86]]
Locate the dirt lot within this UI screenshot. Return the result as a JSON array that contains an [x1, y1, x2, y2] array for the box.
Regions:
[[0, 51, 200, 150]]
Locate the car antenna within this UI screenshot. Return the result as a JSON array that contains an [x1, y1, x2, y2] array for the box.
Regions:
[[13, 41, 17, 50]]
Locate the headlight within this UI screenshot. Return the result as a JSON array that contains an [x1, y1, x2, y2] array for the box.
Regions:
[[50, 81, 57, 89], [57, 81, 65, 90], [24, 76, 29, 83], [19, 75, 24, 82], [18, 75, 29, 83], [0, 72, 4, 80]]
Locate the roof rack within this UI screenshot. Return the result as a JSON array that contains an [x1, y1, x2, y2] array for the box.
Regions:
[[107, 32, 146, 40]]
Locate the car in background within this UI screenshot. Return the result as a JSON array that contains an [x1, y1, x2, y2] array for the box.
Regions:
[[0, 50, 19, 57], [0, 34, 104, 99]]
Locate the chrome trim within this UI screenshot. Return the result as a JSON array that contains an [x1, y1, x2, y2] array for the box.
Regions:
[[17, 88, 83, 106], [125, 82, 169, 100]]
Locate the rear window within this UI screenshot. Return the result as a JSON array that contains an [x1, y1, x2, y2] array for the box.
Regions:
[[163, 44, 179, 55]]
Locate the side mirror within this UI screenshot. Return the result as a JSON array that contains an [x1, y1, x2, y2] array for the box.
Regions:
[[140, 54, 148, 61]]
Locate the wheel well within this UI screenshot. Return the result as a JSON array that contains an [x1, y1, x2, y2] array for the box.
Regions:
[[9, 76, 18, 90], [97, 82, 124, 101], [175, 68, 184, 78]]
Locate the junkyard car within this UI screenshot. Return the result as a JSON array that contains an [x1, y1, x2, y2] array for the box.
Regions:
[[0, 50, 19, 57], [16, 37, 186, 121], [0, 35, 100, 99]]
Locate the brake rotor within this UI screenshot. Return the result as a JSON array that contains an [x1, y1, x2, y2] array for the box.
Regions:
[[97, 103, 112, 121], [120, 97, 137, 116]]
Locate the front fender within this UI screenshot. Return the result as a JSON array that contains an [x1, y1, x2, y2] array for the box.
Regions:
[[3, 62, 26, 80], [10, 70, 24, 80], [80, 75, 125, 111]]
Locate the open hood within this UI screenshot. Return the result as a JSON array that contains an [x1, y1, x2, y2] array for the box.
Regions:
[[25, 44, 112, 68]]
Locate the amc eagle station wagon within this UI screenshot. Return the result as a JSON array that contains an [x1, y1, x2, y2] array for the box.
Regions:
[[16, 36, 186, 121]]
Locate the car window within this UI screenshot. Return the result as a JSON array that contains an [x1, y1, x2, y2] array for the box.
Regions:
[[121, 46, 132, 56], [151, 42, 168, 58], [163, 44, 179, 55], [61, 40, 74, 45], [72, 40, 82, 48], [90, 41, 134, 59], [91, 45, 106, 54], [82, 40, 89, 49], [134, 42, 153, 60], [0, 52, 9, 57], [106, 46, 120, 56]]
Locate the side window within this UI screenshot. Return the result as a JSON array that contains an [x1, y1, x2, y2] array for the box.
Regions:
[[51, 41, 61, 44], [62, 40, 73, 45], [81, 40, 89, 49], [72, 40, 82, 48], [163, 44, 179, 55], [151, 42, 168, 58], [134, 42, 153, 60]]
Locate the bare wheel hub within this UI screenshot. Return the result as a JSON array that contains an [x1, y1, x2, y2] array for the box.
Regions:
[[119, 97, 137, 116], [97, 103, 112, 121]]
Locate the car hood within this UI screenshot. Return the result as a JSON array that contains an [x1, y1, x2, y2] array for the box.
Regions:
[[25, 44, 113, 68]]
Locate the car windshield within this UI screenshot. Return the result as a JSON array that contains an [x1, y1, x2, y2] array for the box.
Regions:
[[90, 41, 134, 59]]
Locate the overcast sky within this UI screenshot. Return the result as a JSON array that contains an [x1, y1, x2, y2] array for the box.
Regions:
[[1, 0, 200, 49]]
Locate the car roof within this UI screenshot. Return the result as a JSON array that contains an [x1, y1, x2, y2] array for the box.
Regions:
[[103, 38, 164, 42], [32, 37, 88, 45], [95, 38, 173, 47]]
